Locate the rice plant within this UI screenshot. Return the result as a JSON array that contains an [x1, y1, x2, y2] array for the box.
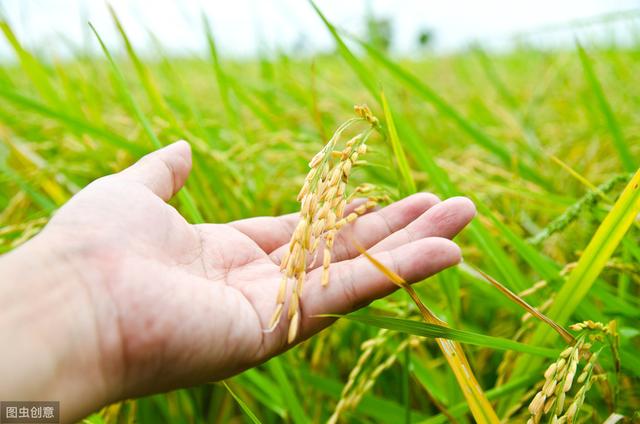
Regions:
[[0, 3, 639, 423]]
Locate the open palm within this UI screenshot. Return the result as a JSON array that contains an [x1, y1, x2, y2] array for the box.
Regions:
[[42, 141, 475, 403]]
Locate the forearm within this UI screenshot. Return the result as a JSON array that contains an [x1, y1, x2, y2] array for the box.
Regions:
[[0, 234, 110, 423]]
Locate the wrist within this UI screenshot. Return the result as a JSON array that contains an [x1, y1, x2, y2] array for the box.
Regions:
[[0, 233, 117, 422]]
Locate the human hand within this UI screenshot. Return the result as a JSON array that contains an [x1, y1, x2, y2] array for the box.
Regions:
[[0, 141, 475, 422]]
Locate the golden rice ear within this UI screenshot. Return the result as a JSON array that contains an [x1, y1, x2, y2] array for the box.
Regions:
[[524, 331, 609, 424], [268, 106, 379, 343]]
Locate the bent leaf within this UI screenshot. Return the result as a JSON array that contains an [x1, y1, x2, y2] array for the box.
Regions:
[[358, 247, 500, 424]]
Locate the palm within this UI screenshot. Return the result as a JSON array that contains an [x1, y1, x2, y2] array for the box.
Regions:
[[45, 141, 475, 399]]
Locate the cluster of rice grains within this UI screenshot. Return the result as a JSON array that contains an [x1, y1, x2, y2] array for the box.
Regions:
[[328, 329, 416, 424], [268, 105, 387, 343], [527, 321, 615, 424]]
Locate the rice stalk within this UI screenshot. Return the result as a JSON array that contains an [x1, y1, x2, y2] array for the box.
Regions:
[[327, 329, 410, 424]]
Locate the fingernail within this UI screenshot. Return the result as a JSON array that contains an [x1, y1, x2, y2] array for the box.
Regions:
[[172, 139, 189, 147]]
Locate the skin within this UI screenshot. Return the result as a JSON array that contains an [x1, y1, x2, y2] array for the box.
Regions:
[[0, 140, 476, 422]]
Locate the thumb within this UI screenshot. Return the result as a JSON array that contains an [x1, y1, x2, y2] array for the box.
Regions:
[[119, 140, 192, 201]]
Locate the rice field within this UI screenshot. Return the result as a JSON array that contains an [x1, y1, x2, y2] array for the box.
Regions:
[[1, 4, 639, 423]]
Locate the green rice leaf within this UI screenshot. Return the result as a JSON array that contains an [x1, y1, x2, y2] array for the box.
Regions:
[[577, 43, 636, 172], [330, 313, 561, 358], [108, 5, 179, 130], [380, 90, 416, 196], [309, 0, 378, 99], [222, 382, 263, 424], [202, 14, 241, 132], [265, 358, 310, 424]]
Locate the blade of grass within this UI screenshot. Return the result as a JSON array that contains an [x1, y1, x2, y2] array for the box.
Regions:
[[472, 46, 544, 156], [436, 268, 462, 326], [234, 370, 286, 417], [402, 347, 411, 424], [309, 0, 378, 99], [222, 382, 263, 424], [0, 66, 12, 86], [53, 60, 86, 118], [467, 201, 621, 323], [408, 355, 450, 406], [472, 198, 559, 280], [394, 120, 456, 195], [175, 391, 197, 424], [265, 358, 309, 424], [465, 221, 531, 292], [89, 23, 203, 223], [328, 313, 560, 358], [472, 46, 517, 109], [202, 14, 241, 133], [359, 48, 500, 160], [149, 33, 210, 139], [108, 5, 180, 131], [146, 35, 249, 220], [89, 23, 161, 149], [577, 42, 636, 172], [380, 89, 416, 196]]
